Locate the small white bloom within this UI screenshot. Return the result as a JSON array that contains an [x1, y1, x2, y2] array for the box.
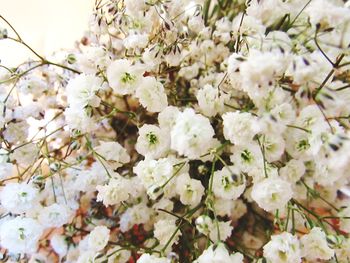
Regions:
[[133, 158, 173, 198], [123, 33, 149, 50], [263, 232, 301, 263], [222, 112, 260, 145], [88, 225, 110, 252], [154, 218, 181, 249], [261, 133, 285, 162], [107, 59, 144, 95], [195, 215, 213, 235], [300, 227, 334, 261], [194, 243, 243, 263], [176, 173, 205, 207], [3, 121, 29, 143], [135, 76, 168, 112], [171, 108, 216, 159], [251, 177, 292, 212], [158, 106, 180, 131], [106, 245, 131, 263], [10, 143, 39, 166], [209, 220, 233, 243], [38, 203, 74, 228], [196, 84, 226, 117], [119, 202, 154, 232], [51, 234, 68, 257], [94, 141, 130, 169], [66, 74, 103, 109], [0, 217, 43, 255], [64, 106, 97, 133], [212, 166, 246, 200], [0, 182, 38, 214], [136, 124, 170, 159], [96, 176, 131, 206], [279, 159, 305, 183]]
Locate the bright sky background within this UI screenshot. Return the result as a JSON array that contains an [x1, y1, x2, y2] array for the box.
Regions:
[[0, 0, 94, 67]]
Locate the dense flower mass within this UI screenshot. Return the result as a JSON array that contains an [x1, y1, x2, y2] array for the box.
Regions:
[[1, 0, 350, 262]]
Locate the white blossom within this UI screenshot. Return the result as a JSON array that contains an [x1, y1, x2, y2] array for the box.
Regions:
[[88, 225, 110, 252], [171, 108, 216, 159], [136, 124, 170, 159], [222, 112, 260, 145], [194, 243, 243, 263], [300, 227, 334, 261], [263, 232, 301, 263], [0, 217, 43, 255], [135, 76, 168, 112], [251, 177, 292, 212], [107, 59, 144, 95]]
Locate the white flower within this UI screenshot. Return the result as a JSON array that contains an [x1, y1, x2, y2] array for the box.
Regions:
[[119, 202, 154, 232], [195, 215, 213, 235], [154, 218, 181, 249], [76, 46, 110, 74], [279, 159, 305, 183], [88, 225, 110, 252], [66, 74, 103, 109], [133, 158, 173, 198], [230, 144, 263, 173], [0, 162, 14, 180], [158, 106, 180, 131], [196, 84, 226, 117], [51, 234, 68, 258], [305, 0, 350, 27], [64, 106, 97, 132], [96, 176, 131, 206], [212, 166, 246, 200], [209, 220, 233, 243], [222, 112, 260, 145], [196, 216, 234, 243], [123, 33, 149, 50], [251, 177, 292, 212], [135, 76, 168, 112], [74, 162, 110, 193], [38, 203, 74, 228], [263, 232, 301, 263], [0, 182, 38, 214], [77, 251, 97, 263], [3, 121, 29, 143], [107, 59, 144, 95], [0, 217, 43, 255], [137, 254, 170, 263], [261, 133, 285, 162], [171, 108, 216, 159], [106, 246, 131, 263], [18, 76, 47, 97], [94, 141, 130, 169], [188, 16, 205, 33], [239, 49, 289, 90], [335, 238, 350, 263], [10, 143, 39, 166], [136, 124, 170, 159], [194, 243, 243, 263], [270, 103, 296, 125], [300, 227, 334, 261], [176, 173, 205, 207]]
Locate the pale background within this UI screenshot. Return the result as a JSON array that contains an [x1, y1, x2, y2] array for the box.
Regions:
[[0, 0, 94, 67]]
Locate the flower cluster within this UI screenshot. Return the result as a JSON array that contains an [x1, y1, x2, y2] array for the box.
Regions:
[[1, 0, 350, 262]]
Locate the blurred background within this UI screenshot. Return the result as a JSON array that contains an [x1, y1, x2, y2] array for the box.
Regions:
[[0, 0, 94, 67]]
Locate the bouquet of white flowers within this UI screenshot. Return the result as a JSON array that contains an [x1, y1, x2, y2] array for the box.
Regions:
[[1, 0, 350, 262]]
